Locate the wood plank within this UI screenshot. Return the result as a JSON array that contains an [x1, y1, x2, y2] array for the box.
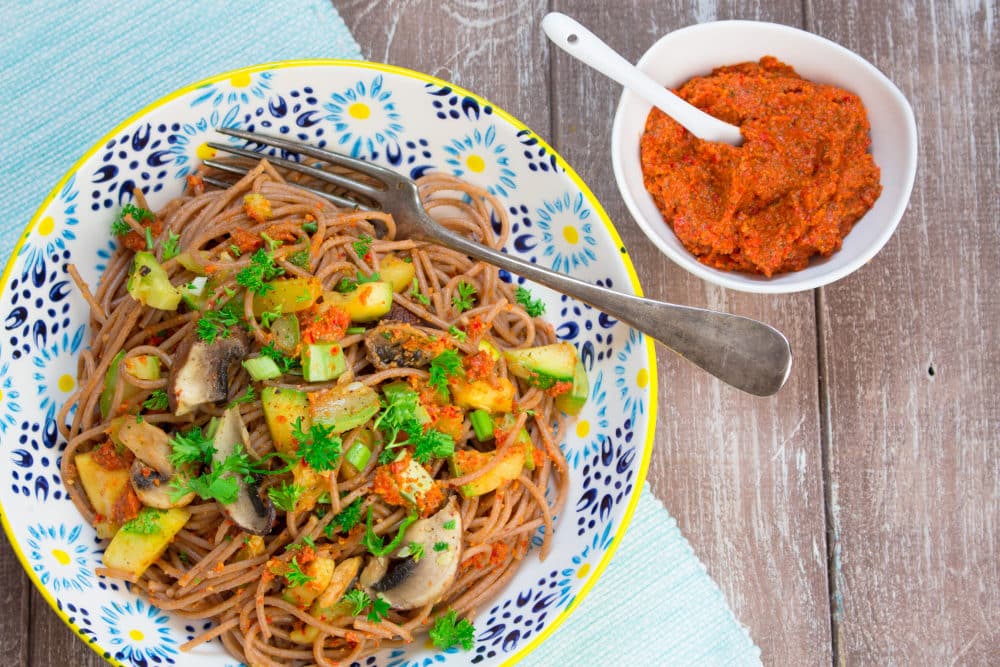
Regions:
[[29, 586, 105, 667], [807, 1, 1000, 664], [0, 532, 29, 665], [548, 2, 831, 665]]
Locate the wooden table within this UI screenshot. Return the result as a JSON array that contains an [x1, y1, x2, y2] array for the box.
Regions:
[[3, 1, 996, 664]]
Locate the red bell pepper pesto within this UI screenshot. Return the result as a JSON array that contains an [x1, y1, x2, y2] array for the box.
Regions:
[[640, 56, 882, 277]]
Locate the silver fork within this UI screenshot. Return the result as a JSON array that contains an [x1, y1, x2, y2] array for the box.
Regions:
[[207, 128, 791, 396]]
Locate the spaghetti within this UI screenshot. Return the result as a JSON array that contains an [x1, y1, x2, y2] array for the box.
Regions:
[[59, 159, 580, 664]]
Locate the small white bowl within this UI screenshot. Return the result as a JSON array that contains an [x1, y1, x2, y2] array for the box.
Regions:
[[611, 21, 918, 293]]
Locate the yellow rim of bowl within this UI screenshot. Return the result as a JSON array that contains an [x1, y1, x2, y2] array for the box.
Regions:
[[0, 59, 658, 667]]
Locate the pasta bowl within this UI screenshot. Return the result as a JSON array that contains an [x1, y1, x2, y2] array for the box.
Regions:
[[0, 62, 655, 666], [611, 20, 918, 293]]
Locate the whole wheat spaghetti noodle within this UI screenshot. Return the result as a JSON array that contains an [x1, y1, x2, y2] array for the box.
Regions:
[[61, 159, 579, 664]]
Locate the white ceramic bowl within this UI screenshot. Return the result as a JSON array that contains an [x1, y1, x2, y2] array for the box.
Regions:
[[611, 20, 918, 293]]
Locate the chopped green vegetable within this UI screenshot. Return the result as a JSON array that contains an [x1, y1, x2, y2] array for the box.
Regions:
[[242, 356, 282, 381], [443, 519, 456, 530], [127, 252, 181, 310], [344, 440, 372, 471], [260, 341, 300, 373], [345, 326, 366, 335], [448, 325, 467, 342], [301, 342, 348, 382], [470, 409, 495, 441], [433, 541, 449, 552]]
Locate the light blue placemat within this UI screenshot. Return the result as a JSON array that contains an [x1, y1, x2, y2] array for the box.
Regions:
[[0, 2, 761, 664]]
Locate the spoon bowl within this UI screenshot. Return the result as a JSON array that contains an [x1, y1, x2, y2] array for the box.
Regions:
[[542, 12, 743, 146]]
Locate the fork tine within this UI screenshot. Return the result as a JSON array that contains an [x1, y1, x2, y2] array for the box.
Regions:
[[206, 141, 383, 199], [201, 161, 373, 211], [217, 127, 402, 183]]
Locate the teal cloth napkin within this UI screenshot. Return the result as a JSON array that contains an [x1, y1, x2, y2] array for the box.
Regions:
[[0, 2, 761, 664]]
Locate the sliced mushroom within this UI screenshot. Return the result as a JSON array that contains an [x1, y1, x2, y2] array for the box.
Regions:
[[360, 497, 462, 610], [385, 303, 434, 327], [117, 419, 195, 508], [212, 406, 275, 535], [129, 460, 195, 508], [168, 330, 247, 416], [364, 323, 436, 370]]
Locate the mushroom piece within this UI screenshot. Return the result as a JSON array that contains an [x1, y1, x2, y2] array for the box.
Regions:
[[359, 497, 463, 610], [167, 330, 247, 416], [364, 323, 436, 370], [211, 406, 275, 535], [117, 419, 195, 509]]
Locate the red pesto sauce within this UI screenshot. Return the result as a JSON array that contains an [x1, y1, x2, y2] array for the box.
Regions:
[[640, 56, 882, 277]]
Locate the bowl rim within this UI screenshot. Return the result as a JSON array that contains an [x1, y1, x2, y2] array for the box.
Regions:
[[0, 59, 659, 667], [611, 19, 918, 294]]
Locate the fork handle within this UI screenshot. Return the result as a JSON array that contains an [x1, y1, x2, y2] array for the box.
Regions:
[[433, 228, 792, 396]]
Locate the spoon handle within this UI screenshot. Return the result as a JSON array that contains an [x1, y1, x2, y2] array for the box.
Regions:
[[541, 12, 743, 146]]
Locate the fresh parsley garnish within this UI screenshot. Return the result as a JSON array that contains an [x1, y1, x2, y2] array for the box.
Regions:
[[353, 233, 373, 258], [515, 286, 546, 317], [443, 519, 456, 530], [409, 278, 430, 305], [406, 541, 425, 562], [112, 203, 153, 237], [196, 301, 242, 343], [448, 325, 467, 342], [362, 507, 418, 557], [168, 425, 215, 467], [268, 481, 303, 512], [411, 428, 454, 464], [142, 389, 169, 411], [302, 221, 318, 234], [236, 249, 284, 295], [452, 281, 477, 313], [260, 232, 281, 251], [429, 609, 476, 651], [292, 418, 342, 471], [162, 231, 181, 260], [433, 541, 449, 552], [121, 507, 164, 535], [373, 387, 423, 445], [288, 249, 311, 269], [259, 305, 283, 329], [324, 497, 363, 538], [344, 588, 371, 615], [428, 349, 463, 393], [285, 557, 313, 587], [260, 342, 299, 373], [227, 385, 257, 408], [343, 589, 389, 622]]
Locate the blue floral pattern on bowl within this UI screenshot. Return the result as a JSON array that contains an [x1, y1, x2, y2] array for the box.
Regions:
[[0, 61, 654, 667]]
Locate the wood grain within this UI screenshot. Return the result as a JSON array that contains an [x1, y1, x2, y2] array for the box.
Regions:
[[0, 530, 29, 665], [3, 1, 997, 665], [806, 1, 1000, 664], [547, 2, 831, 664]]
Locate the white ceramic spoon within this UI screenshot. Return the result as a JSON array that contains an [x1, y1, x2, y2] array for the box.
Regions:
[[542, 12, 743, 146]]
